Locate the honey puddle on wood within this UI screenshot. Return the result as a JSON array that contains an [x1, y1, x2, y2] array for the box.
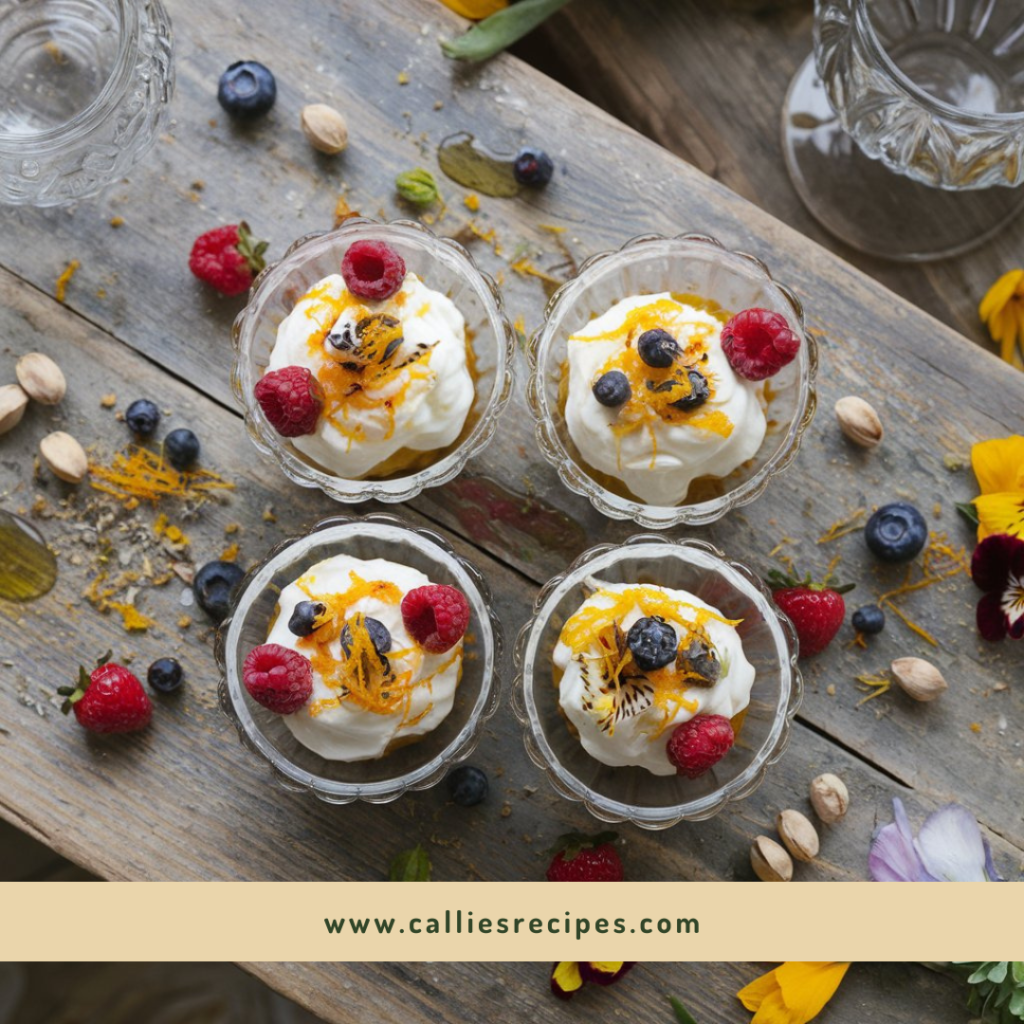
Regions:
[[437, 131, 521, 198], [0, 510, 57, 601]]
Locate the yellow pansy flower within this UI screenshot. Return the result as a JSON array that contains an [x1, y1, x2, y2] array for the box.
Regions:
[[551, 961, 634, 999], [971, 435, 1024, 540], [438, 0, 508, 18], [737, 962, 851, 1024], [979, 269, 1024, 368]]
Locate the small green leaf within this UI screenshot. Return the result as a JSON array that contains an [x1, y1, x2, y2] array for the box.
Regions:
[[955, 501, 980, 527], [389, 844, 432, 881], [396, 167, 442, 207], [669, 995, 698, 1024], [1012, 962, 1024, 985], [441, 0, 572, 62]]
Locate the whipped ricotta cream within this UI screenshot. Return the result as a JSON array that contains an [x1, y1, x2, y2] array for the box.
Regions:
[[565, 293, 767, 506], [267, 554, 462, 761], [265, 272, 474, 478], [554, 581, 754, 776]]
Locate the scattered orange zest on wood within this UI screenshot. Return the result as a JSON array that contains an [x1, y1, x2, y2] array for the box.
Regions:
[[817, 508, 866, 544], [510, 258, 564, 286], [855, 671, 891, 706], [55, 259, 80, 303], [88, 446, 234, 504]]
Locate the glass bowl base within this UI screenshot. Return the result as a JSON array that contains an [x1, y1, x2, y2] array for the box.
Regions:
[[782, 53, 1024, 262]]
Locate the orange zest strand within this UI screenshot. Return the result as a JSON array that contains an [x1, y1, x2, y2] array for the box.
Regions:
[[55, 259, 79, 302], [817, 508, 866, 544], [855, 672, 891, 706], [89, 446, 234, 504]]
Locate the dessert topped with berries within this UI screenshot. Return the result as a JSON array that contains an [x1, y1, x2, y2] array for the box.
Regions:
[[564, 293, 800, 506], [255, 239, 475, 480], [553, 580, 755, 777], [242, 553, 470, 761]]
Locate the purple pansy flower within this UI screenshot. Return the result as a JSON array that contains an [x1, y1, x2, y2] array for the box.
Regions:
[[972, 533, 1024, 641], [869, 798, 1004, 882]]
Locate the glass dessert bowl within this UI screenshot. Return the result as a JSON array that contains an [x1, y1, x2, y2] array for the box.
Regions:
[[512, 536, 802, 829], [232, 218, 515, 504], [216, 513, 502, 804], [528, 233, 817, 529]]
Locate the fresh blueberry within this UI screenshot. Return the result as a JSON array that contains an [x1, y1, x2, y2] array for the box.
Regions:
[[164, 428, 200, 470], [626, 616, 678, 672], [288, 600, 327, 637], [447, 765, 489, 807], [340, 616, 392, 667], [637, 329, 681, 368], [125, 398, 160, 436], [865, 501, 928, 563], [671, 369, 711, 411], [592, 370, 631, 408], [852, 604, 886, 634], [147, 657, 184, 693], [512, 147, 554, 187], [217, 61, 277, 120], [193, 560, 245, 623]]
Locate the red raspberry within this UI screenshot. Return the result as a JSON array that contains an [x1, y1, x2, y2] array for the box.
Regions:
[[58, 656, 152, 734], [401, 584, 470, 653], [242, 643, 313, 714], [666, 714, 735, 778], [254, 365, 324, 437], [341, 240, 406, 301], [545, 832, 624, 882], [188, 222, 268, 296], [721, 308, 801, 381]]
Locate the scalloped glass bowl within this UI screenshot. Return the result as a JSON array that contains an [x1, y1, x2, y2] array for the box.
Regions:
[[232, 219, 515, 504], [527, 233, 818, 529], [511, 536, 802, 829], [215, 514, 503, 804]]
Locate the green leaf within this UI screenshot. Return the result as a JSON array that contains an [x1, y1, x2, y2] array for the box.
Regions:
[[395, 167, 442, 207], [389, 844, 432, 881], [441, 0, 572, 62], [990, 963, 1010, 984], [669, 996, 698, 1024], [1012, 963, 1024, 986], [955, 500, 980, 527]]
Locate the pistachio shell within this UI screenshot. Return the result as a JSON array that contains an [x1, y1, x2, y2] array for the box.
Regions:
[[835, 395, 883, 449], [0, 384, 29, 434], [891, 656, 947, 702], [809, 773, 849, 824], [16, 352, 66, 405], [750, 835, 793, 882], [300, 103, 349, 155], [39, 431, 88, 483]]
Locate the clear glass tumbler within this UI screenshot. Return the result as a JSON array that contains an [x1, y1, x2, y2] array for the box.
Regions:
[[783, 0, 1024, 260], [0, 0, 173, 206]]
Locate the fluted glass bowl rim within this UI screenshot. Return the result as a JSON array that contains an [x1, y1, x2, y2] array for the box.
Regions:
[[231, 218, 515, 505], [527, 232, 818, 529], [215, 512, 504, 804], [841, 0, 1024, 130], [510, 534, 803, 829]]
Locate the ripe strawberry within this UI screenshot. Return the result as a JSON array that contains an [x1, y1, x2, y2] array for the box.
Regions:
[[721, 308, 801, 381], [189, 222, 268, 296], [254, 365, 324, 437], [58, 653, 152, 734], [768, 569, 853, 657], [666, 714, 734, 778], [242, 643, 313, 714], [545, 832, 624, 882], [401, 584, 470, 654]]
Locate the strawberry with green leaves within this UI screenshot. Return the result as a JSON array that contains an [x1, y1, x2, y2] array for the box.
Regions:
[[545, 831, 624, 882], [768, 569, 854, 658], [58, 652, 152, 734]]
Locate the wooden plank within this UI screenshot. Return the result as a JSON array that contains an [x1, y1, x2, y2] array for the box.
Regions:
[[3, 266, 1020, 884], [241, 961, 968, 1024], [524, 0, 1021, 347]]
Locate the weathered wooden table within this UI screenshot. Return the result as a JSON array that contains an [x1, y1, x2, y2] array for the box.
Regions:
[[5, 961, 974, 1024], [1, 0, 1022, 902]]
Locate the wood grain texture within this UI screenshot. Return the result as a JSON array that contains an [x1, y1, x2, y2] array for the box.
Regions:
[[0, 0, 1023, 888], [523, 0, 1021, 347], [240, 961, 969, 1024]]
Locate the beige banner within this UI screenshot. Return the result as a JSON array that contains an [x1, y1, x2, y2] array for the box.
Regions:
[[2, 881, 1018, 960]]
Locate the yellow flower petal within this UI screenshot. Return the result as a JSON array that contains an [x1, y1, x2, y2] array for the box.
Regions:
[[738, 962, 851, 1024], [971, 436, 1024, 494], [437, 0, 508, 18], [590, 962, 625, 975], [552, 962, 583, 994], [980, 269, 1024, 323], [975, 491, 1024, 541]]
